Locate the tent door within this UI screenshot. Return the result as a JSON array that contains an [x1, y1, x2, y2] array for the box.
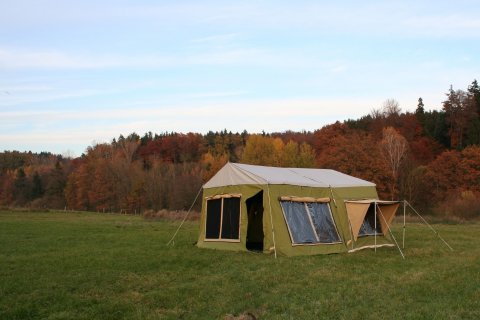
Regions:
[[246, 191, 264, 251]]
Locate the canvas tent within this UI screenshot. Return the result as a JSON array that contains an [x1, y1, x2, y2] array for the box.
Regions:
[[197, 162, 401, 256]]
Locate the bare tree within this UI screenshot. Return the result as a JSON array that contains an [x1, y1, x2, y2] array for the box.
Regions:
[[381, 127, 408, 199], [382, 98, 401, 117], [119, 140, 139, 164], [370, 108, 384, 119]]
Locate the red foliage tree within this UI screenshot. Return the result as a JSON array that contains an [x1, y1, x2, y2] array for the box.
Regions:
[[316, 132, 391, 198]]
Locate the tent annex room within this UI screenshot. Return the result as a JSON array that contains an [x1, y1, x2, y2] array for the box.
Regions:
[[197, 163, 400, 256]]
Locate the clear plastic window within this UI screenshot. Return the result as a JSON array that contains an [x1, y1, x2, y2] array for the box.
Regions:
[[280, 200, 341, 245]]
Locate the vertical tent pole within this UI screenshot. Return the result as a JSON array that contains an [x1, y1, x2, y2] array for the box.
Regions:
[[374, 201, 377, 253], [329, 186, 337, 208], [403, 200, 406, 249], [266, 184, 277, 259], [405, 201, 453, 251], [347, 218, 355, 251]]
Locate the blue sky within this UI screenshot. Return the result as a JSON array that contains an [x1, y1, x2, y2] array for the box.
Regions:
[[1, 0, 479, 156]]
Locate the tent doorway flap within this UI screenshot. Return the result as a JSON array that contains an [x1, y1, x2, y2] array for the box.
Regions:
[[345, 200, 400, 241]]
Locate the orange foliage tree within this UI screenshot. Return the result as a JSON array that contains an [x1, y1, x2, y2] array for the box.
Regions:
[[316, 132, 391, 198], [381, 127, 408, 199]]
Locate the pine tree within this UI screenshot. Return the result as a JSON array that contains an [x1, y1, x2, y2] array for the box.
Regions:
[[13, 168, 30, 205], [443, 86, 469, 149], [31, 171, 43, 199], [466, 79, 480, 145], [415, 97, 426, 129], [416, 97, 425, 114], [468, 79, 480, 113]]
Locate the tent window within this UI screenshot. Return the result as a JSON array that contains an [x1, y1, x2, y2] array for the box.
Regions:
[[205, 195, 241, 241], [205, 198, 222, 239], [280, 200, 341, 245], [358, 205, 383, 237], [221, 197, 241, 239]]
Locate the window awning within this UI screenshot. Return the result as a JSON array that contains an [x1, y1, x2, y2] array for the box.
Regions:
[[345, 200, 400, 241]]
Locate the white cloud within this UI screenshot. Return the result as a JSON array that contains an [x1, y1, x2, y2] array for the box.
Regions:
[[0, 93, 444, 155], [191, 33, 241, 44], [0, 46, 278, 70], [402, 14, 480, 36], [0, 97, 377, 130]]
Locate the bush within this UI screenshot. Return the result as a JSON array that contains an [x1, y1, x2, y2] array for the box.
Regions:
[[435, 190, 480, 220], [143, 209, 200, 221]]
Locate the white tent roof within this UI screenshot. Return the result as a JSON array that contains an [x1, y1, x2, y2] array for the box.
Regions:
[[204, 163, 376, 188]]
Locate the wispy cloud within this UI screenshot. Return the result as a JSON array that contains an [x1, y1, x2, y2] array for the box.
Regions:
[[191, 33, 241, 44], [0, 88, 104, 107], [0, 97, 377, 126], [0, 46, 321, 71], [1, 0, 478, 155], [402, 14, 480, 36], [184, 91, 248, 99], [0, 46, 277, 70]]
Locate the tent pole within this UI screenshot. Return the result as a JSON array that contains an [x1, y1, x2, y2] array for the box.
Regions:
[[347, 218, 354, 251], [378, 205, 405, 259], [166, 186, 203, 246], [405, 201, 453, 251], [403, 200, 406, 249], [329, 186, 337, 208], [374, 201, 377, 253], [266, 184, 277, 259]]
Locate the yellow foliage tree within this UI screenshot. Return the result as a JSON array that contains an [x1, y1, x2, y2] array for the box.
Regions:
[[242, 135, 316, 168]]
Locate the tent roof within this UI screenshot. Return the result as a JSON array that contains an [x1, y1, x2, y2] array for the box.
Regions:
[[204, 163, 376, 188], [344, 199, 400, 204]]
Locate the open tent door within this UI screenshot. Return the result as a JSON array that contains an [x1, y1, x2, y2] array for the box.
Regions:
[[345, 200, 400, 243], [246, 191, 264, 251]]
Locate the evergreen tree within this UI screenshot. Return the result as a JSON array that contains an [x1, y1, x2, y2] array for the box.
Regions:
[[13, 168, 30, 205], [415, 97, 426, 129], [466, 79, 480, 145], [468, 79, 480, 113], [31, 171, 43, 199], [416, 97, 425, 114], [443, 86, 469, 149]]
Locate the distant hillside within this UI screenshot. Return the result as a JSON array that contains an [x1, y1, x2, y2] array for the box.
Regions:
[[1, 79, 480, 219]]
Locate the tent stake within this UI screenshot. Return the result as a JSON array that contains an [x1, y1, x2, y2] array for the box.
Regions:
[[266, 184, 277, 259], [377, 205, 405, 259], [166, 186, 203, 246]]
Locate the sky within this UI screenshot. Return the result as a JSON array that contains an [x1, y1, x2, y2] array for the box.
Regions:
[[1, 0, 479, 156]]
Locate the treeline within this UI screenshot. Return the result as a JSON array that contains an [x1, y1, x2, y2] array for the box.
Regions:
[[1, 80, 480, 219]]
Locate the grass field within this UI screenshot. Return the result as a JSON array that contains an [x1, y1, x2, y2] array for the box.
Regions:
[[0, 210, 479, 320]]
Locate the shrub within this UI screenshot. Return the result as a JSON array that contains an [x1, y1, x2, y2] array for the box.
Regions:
[[143, 209, 200, 221], [434, 190, 480, 220]]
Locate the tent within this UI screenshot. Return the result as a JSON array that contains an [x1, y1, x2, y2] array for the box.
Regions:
[[197, 162, 401, 256]]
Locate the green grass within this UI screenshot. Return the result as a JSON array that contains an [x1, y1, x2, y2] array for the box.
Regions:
[[0, 211, 479, 320]]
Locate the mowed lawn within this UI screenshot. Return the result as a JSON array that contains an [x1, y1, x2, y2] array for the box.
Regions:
[[0, 211, 479, 320]]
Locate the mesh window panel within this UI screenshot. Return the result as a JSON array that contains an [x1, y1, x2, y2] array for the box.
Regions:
[[221, 197, 241, 239], [307, 202, 341, 243], [205, 198, 222, 239], [358, 206, 382, 236], [280, 201, 317, 244]]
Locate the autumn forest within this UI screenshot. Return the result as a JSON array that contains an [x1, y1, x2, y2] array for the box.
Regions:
[[2, 80, 480, 219]]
